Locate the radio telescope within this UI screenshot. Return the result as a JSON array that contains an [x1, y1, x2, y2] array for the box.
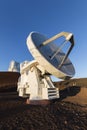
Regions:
[[17, 31, 75, 104]]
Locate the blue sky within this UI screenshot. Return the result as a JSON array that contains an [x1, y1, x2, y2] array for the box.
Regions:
[[0, 0, 87, 79]]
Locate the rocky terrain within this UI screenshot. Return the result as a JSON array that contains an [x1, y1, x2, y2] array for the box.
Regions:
[[0, 86, 87, 130]]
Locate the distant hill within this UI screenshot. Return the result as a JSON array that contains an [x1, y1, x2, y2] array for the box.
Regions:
[[0, 72, 20, 92]]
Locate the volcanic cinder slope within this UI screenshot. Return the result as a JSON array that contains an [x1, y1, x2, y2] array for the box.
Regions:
[[0, 72, 20, 91], [0, 76, 87, 130]]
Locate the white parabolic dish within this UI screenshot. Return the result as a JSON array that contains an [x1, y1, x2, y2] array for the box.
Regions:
[[27, 32, 75, 79]]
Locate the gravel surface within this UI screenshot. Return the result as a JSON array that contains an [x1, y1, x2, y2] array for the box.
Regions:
[[0, 91, 87, 130]]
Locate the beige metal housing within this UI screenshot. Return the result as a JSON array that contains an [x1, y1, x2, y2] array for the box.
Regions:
[[18, 60, 59, 100]]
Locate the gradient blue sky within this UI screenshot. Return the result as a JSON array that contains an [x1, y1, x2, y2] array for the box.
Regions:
[[0, 0, 87, 79]]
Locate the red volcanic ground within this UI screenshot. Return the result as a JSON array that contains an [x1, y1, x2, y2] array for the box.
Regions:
[[0, 72, 20, 88], [0, 85, 87, 130]]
